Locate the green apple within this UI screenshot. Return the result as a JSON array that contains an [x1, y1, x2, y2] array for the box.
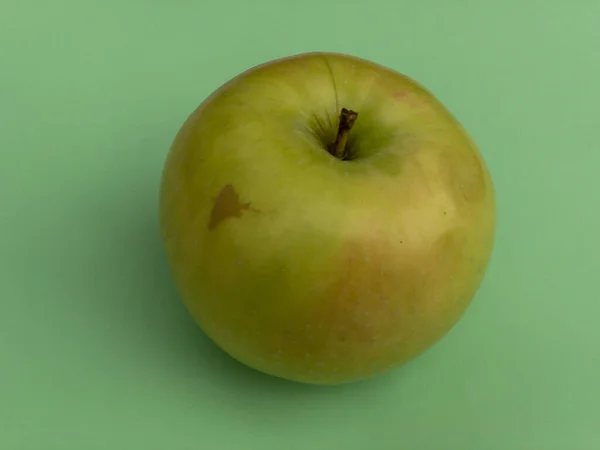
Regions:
[[159, 52, 496, 385]]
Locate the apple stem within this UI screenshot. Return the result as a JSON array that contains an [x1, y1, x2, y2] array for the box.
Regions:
[[328, 108, 358, 160]]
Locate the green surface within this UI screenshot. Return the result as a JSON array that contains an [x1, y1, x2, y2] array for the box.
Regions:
[[1, 1, 599, 449]]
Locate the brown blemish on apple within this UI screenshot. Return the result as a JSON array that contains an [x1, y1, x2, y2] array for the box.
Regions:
[[208, 184, 251, 230], [393, 90, 409, 100], [392, 90, 423, 109]]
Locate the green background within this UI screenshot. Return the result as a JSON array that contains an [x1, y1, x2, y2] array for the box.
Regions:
[[2, 1, 599, 449]]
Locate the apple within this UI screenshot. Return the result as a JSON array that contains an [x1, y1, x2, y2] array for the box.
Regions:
[[159, 52, 496, 385]]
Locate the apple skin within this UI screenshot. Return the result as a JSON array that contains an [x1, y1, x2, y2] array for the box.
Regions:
[[159, 52, 496, 385]]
